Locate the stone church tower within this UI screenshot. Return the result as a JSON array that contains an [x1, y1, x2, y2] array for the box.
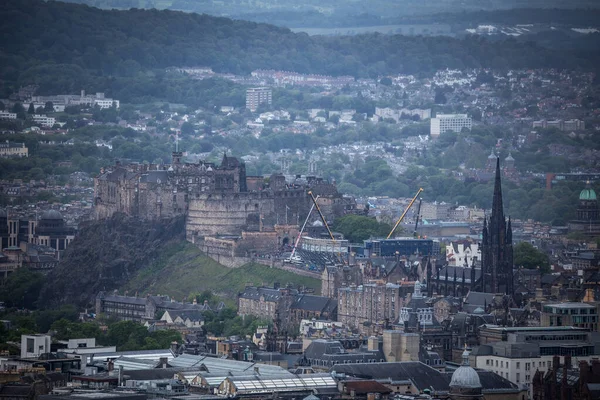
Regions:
[[480, 157, 514, 295]]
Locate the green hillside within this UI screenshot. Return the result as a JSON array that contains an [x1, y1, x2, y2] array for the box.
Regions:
[[2, 0, 598, 98], [39, 215, 319, 309], [122, 240, 320, 303]]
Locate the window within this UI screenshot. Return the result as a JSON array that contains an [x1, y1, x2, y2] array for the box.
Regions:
[[516, 362, 520, 369], [496, 360, 499, 367], [516, 373, 520, 383]]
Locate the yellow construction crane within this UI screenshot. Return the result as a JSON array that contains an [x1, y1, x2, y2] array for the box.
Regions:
[[387, 188, 424, 239]]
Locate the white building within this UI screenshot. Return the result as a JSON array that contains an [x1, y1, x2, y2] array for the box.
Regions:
[[473, 327, 599, 396], [0, 111, 17, 120], [446, 242, 480, 267], [21, 334, 51, 358], [430, 114, 472, 137], [32, 114, 56, 128]]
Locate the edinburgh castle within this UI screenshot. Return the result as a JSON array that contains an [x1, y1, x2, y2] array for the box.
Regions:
[[94, 152, 355, 265]]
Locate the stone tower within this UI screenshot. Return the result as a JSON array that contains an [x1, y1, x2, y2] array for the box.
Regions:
[[480, 157, 514, 295]]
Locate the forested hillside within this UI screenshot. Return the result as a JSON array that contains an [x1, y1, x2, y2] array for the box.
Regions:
[[1, 0, 598, 97]]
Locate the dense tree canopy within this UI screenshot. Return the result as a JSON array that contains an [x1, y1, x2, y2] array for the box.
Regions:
[[514, 242, 550, 273], [1, 0, 598, 97], [333, 214, 392, 243]]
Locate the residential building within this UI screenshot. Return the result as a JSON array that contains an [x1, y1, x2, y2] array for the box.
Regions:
[[237, 286, 337, 331], [21, 334, 51, 358], [245, 87, 272, 112], [95, 292, 210, 322], [532, 357, 600, 400], [337, 281, 402, 334], [32, 114, 56, 128], [0, 111, 17, 120], [0, 141, 28, 158], [430, 114, 472, 137], [541, 302, 600, 332]]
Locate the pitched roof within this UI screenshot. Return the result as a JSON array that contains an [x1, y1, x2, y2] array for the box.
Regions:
[[331, 361, 449, 391], [291, 294, 337, 313], [344, 380, 392, 394]]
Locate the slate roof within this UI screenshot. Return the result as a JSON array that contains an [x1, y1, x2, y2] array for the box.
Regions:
[[541, 274, 561, 285], [140, 170, 169, 184], [304, 340, 384, 365], [238, 287, 298, 301], [344, 380, 392, 394], [464, 291, 494, 307], [331, 361, 449, 392], [291, 294, 337, 314], [167, 310, 206, 322], [123, 368, 183, 381]]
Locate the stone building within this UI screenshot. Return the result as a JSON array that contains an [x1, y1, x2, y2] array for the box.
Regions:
[[0, 209, 75, 255], [95, 291, 210, 322], [568, 181, 600, 238], [337, 281, 404, 334], [532, 357, 600, 400], [237, 285, 337, 332], [95, 153, 354, 260]]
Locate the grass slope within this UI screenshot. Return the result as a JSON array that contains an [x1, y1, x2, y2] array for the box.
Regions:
[[123, 240, 320, 304]]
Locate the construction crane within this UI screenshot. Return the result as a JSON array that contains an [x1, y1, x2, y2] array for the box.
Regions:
[[413, 197, 423, 238], [288, 194, 319, 263], [387, 188, 423, 239], [308, 191, 335, 241]]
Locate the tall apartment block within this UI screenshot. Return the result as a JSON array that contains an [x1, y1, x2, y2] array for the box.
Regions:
[[430, 114, 472, 137], [246, 87, 272, 112]]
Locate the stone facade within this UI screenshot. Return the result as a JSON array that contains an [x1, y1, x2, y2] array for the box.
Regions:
[[337, 281, 405, 334], [94, 153, 354, 262]]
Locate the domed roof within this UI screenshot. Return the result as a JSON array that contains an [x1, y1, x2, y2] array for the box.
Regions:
[[580, 182, 597, 201], [40, 210, 63, 220], [505, 152, 515, 161], [488, 149, 496, 159], [450, 348, 481, 389]]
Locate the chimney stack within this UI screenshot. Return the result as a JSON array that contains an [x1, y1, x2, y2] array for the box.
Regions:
[[564, 354, 572, 370]]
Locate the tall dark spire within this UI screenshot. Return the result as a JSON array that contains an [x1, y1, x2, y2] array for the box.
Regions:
[[492, 157, 504, 222], [481, 157, 514, 296]]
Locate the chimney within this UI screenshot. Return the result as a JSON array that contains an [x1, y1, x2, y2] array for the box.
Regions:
[[553, 355, 560, 372], [159, 357, 168, 368], [579, 361, 589, 387], [591, 359, 600, 377], [107, 360, 114, 372], [564, 354, 572, 370]]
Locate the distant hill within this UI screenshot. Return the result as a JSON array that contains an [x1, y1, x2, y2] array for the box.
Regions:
[[1, 0, 599, 97], [39, 215, 319, 308]]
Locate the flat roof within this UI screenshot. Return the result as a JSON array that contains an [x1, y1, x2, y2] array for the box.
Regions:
[[482, 326, 588, 332], [544, 303, 596, 309]]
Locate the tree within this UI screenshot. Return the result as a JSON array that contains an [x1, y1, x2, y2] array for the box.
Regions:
[[27, 102, 35, 114], [12, 103, 25, 119], [514, 242, 550, 273], [333, 214, 391, 243], [180, 121, 195, 136], [0, 268, 45, 309], [379, 77, 392, 86], [44, 101, 54, 112]]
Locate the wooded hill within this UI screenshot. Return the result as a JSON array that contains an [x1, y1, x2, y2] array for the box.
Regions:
[[1, 0, 599, 97]]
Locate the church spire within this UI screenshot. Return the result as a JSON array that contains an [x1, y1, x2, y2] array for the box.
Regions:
[[492, 157, 504, 222]]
